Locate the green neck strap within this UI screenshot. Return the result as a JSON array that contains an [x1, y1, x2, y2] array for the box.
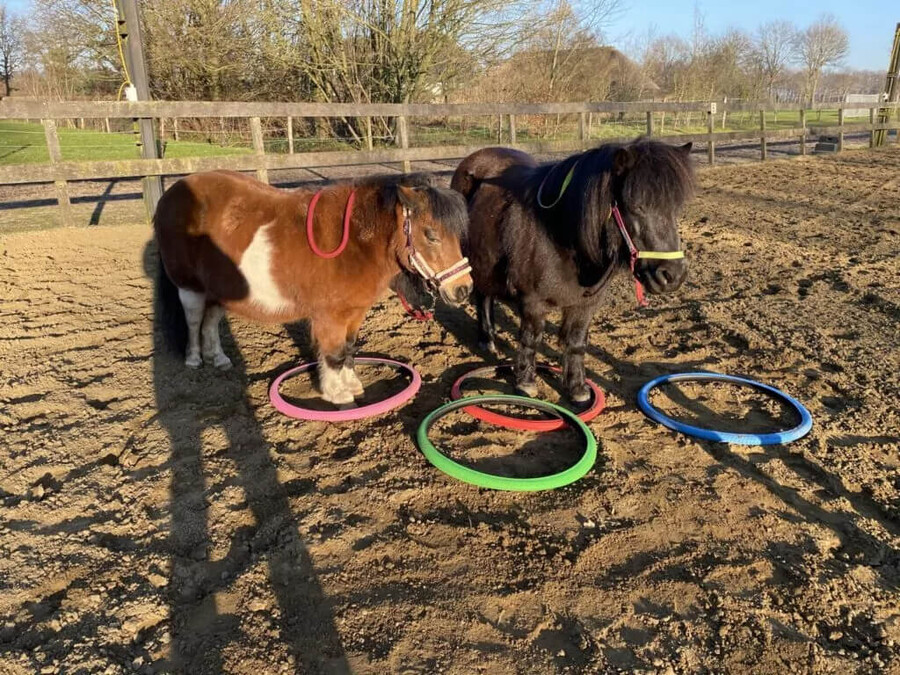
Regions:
[[536, 160, 579, 209]]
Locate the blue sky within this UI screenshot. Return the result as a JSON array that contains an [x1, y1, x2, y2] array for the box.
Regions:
[[613, 0, 895, 71], [6, 0, 895, 71]]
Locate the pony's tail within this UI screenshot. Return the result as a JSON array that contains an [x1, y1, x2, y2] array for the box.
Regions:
[[155, 253, 187, 357]]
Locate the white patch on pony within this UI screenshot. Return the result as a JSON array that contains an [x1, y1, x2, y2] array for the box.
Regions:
[[319, 360, 354, 405], [239, 224, 292, 315]]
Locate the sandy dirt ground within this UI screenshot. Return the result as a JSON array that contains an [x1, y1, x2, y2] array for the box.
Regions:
[[1, 147, 899, 675]]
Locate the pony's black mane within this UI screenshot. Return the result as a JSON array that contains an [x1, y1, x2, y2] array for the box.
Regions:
[[512, 139, 695, 266]]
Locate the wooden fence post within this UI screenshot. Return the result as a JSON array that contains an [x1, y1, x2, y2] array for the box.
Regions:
[[870, 107, 876, 148], [287, 116, 294, 154], [646, 110, 653, 137], [42, 119, 74, 227], [579, 111, 586, 147], [365, 116, 373, 151], [760, 110, 767, 161], [707, 104, 716, 165], [249, 116, 268, 183], [509, 114, 516, 144], [397, 115, 410, 173], [173, 117, 180, 141], [837, 107, 844, 152], [799, 108, 806, 156]]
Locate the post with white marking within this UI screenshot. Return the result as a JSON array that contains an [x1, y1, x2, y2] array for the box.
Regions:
[[287, 116, 294, 154], [250, 116, 268, 184], [42, 119, 74, 227], [397, 115, 410, 173], [760, 110, 767, 161], [115, 0, 163, 220], [799, 108, 806, 156], [869, 107, 876, 148], [837, 107, 844, 152], [707, 102, 716, 165]]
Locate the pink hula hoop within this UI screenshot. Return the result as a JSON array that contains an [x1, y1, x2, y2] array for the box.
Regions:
[[269, 357, 421, 422], [306, 189, 355, 259]]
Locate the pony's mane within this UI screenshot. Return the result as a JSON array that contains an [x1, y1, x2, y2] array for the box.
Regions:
[[525, 138, 695, 265]]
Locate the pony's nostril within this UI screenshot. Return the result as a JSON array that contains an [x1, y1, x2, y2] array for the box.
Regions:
[[660, 268, 674, 285], [454, 285, 472, 302]]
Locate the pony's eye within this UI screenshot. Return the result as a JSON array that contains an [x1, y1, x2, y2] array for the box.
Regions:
[[424, 228, 440, 243]]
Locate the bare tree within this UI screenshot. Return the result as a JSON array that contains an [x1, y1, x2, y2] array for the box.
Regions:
[[0, 2, 24, 96], [754, 20, 796, 101], [531, 0, 621, 100], [289, 0, 543, 107], [142, 0, 264, 101], [794, 14, 849, 106]]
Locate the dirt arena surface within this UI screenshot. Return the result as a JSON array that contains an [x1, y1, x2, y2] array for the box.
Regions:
[[1, 147, 899, 674]]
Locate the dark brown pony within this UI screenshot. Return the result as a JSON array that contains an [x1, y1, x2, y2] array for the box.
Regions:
[[155, 170, 471, 405], [451, 139, 695, 403]]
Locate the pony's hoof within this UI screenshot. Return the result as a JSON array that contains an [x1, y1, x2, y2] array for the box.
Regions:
[[569, 386, 591, 404], [323, 389, 355, 406], [185, 354, 202, 369], [478, 340, 498, 356], [342, 370, 365, 396], [212, 354, 233, 370], [516, 382, 539, 398]]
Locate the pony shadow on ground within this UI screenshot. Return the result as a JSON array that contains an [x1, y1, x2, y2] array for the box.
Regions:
[[143, 241, 349, 673]]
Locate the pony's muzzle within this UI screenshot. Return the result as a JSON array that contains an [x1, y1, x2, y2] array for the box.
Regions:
[[441, 278, 473, 305], [639, 257, 688, 294]]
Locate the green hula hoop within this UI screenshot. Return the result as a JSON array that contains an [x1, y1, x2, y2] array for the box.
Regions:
[[416, 395, 598, 491]]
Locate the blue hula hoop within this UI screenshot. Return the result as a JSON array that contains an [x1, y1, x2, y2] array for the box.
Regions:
[[637, 372, 813, 446]]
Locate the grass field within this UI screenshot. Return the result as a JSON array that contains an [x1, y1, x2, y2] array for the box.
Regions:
[[0, 109, 854, 165], [0, 121, 251, 165]]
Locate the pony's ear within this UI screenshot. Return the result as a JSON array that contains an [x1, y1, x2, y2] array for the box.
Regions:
[[380, 183, 419, 214], [395, 185, 420, 212], [613, 147, 635, 176], [680, 142, 693, 155]]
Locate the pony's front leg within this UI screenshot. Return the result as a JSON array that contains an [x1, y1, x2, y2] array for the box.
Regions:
[[560, 306, 594, 404], [475, 290, 498, 356], [514, 300, 546, 398], [313, 318, 355, 406], [339, 310, 368, 397]]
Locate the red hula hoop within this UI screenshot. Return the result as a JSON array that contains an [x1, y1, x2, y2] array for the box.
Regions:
[[450, 363, 605, 431], [306, 189, 355, 259]]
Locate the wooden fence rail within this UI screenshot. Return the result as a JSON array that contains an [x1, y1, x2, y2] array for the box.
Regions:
[[2, 98, 899, 227]]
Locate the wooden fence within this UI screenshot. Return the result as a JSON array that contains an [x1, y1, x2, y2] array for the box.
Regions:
[[1, 98, 899, 227]]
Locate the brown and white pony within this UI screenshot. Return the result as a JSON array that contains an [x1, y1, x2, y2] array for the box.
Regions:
[[154, 170, 472, 405]]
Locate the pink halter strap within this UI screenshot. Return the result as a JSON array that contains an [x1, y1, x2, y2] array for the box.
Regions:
[[609, 202, 646, 306]]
